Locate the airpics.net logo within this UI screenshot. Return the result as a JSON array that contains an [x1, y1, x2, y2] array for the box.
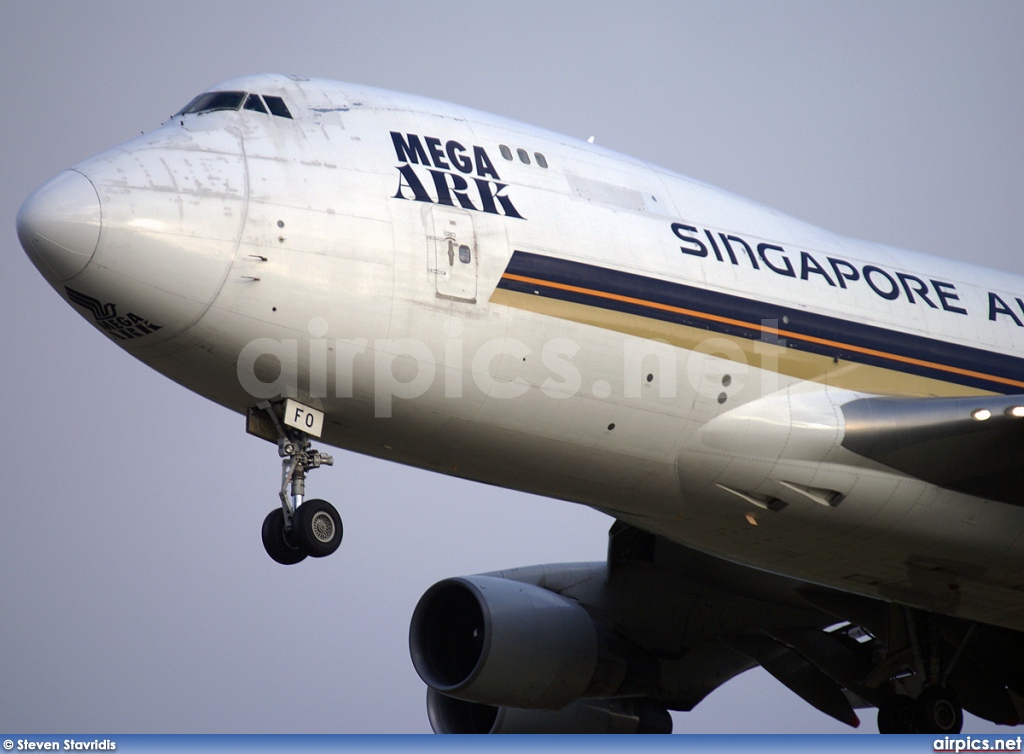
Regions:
[[235, 316, 789, 418], [934, 736, 1023, 752]]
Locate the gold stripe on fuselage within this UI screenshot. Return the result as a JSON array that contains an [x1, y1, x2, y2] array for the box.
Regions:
[[490, 286, 993, 398]]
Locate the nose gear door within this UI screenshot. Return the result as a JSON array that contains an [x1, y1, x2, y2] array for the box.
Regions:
[[428, 206, 477, 303]]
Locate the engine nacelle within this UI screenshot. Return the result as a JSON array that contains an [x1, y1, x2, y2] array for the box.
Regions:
[[410, 574, 639, 710], [426, 689, 673, 733]]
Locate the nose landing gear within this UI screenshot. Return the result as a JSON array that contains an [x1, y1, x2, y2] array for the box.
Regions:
[[251, 400, 343, 565]]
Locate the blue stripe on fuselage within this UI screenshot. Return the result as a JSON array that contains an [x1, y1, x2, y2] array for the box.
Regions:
[[498, 251, 1024, 394]]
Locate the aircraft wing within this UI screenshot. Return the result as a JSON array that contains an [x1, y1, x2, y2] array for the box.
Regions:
[[841, 394, 1024, 507], [410, 521, 1024, 732]]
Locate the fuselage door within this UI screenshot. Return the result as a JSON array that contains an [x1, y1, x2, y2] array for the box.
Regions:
[[428, 206, 477, 303]]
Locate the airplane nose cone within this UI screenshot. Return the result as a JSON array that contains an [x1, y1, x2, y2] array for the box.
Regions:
[[17, 169, 101, 282]]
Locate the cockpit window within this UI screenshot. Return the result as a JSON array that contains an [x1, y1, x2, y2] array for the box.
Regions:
[[176, 90, 294, 119], [176, 91, 247, 116], [243, 93, 268, 114], [263, 95, 293, 119]]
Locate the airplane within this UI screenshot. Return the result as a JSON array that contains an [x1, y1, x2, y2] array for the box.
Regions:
[[16, 73, 1024, 735]]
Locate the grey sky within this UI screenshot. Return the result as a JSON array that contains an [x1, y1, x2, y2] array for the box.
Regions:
[[2, 0, 1022, 734]]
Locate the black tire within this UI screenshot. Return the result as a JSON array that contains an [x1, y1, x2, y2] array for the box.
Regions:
[[915, 686, 963, 734], [877, 694, 917, 733], [262, 508, 307, 565], [294, 499, 343, 558]]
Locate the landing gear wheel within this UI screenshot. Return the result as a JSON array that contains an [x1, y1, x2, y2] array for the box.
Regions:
[[877, 694, 918, 733], [262, 508, 308, 565], [294, 499, 343, 558], [915, 687, 963, 734]]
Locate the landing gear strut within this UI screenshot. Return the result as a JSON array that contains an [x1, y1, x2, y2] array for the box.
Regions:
[[254, 401, 343, 565], [875, 610, 969, 733]]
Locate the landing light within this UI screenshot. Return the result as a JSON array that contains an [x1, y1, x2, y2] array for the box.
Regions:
[[971, 409, 992, 421], [1009, 406, 1024, 418]]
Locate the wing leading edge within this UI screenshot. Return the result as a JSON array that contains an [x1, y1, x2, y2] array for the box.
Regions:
[[841, 394, 1024, 507]]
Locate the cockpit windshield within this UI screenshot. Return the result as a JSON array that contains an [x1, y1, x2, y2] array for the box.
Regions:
[[176, 91, 293, 119], [176, 91, 246, 116]]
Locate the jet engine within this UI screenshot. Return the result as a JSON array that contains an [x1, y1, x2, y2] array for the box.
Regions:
[[409, 573, 661, 721]]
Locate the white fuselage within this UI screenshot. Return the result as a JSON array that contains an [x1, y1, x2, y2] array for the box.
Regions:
[[20, 74, 1024, 631]]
